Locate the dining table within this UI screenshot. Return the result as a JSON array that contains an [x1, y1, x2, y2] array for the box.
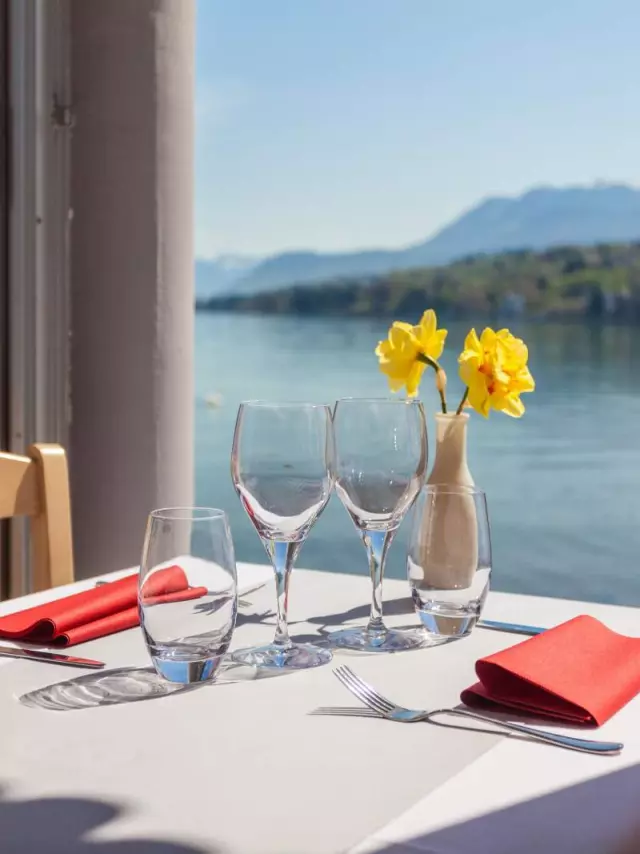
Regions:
[[1, 563, 640, 854]]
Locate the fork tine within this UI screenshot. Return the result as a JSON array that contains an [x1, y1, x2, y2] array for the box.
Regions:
[[341, 674, 392, 715], [335, 665, 389, 710], [337, 666, 395, 712], [334, 667, 392, 715], [334, 667, 388, 715], [311, 706, 380, 718], [333, 667, 375, 708]]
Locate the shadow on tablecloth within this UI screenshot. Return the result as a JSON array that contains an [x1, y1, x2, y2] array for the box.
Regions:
[[18, 660, 289, 712], [0, 785, 213, 853], [365, 762, 640, 854]]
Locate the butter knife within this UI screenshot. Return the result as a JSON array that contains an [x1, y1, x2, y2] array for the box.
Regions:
[[0, 644, 104, 668], [477, 619, 546, 636]]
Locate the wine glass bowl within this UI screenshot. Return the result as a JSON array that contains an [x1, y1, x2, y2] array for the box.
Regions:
[[235, 470, 331, 541], [335, 473, 425, 530]]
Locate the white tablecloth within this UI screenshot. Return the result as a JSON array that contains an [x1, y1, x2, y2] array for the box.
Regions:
[[0, 566, 639, 854]]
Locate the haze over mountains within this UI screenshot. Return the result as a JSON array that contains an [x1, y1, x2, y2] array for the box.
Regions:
[[195, 184, 640, 298], [194, 254, 262, 298]]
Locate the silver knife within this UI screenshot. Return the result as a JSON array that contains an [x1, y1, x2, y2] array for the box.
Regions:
[[477, 619, 546, 636], [0, 643, 104, 668]]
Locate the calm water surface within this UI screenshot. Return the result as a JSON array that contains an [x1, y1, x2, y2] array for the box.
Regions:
[[195, 313, 640, 606]]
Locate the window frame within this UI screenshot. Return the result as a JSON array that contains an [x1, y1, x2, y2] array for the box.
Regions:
[[6, 0, 71, 596]]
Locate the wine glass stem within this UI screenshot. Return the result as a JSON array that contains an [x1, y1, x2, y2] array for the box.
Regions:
[[266, 539, 298, 649], [363, 529, 393, 636]]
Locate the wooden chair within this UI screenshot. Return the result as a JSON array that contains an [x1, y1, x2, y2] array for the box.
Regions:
[[0, 444, 74, 592]]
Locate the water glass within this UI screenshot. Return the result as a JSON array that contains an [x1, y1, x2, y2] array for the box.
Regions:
[[230, 401, 334, 670], [330, 397, 428, 652], [139, 507, 237, 683], [408, 485, 491, 639]]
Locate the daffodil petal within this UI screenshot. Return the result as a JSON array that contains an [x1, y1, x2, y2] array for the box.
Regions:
[[497, 394, 525, 418], [393, 320, 415, 333], [466, 380, 490, 418], [463, 328, 481, 355], [479, 327, 497, 350], [405, 362, 426, 397], [427, 328, 448, 361], [417, 309, 436, 341]]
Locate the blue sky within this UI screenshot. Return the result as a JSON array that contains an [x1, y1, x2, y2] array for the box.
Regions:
[[195, 0, 640, 258]]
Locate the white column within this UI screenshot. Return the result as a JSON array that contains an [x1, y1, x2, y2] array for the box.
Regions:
[[69, 0, 195, 578]]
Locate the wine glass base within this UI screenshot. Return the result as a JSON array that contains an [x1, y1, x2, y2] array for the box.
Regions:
[[328, 626, 428, 653], [231, 642, 332, 670]]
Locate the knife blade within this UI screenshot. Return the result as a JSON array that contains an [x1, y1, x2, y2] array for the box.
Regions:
[[0, 644, 104, 668], [477, 619, 546, 636]]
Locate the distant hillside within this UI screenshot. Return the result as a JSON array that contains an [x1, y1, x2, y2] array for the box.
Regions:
[[197, 242, 640, 322], [225, 248, 406, 295], [401, 185, 640, 267], [216, 184, 640, 295], [195, 255, 260, 298]]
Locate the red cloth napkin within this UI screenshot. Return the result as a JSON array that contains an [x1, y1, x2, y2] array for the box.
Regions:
[[461, 615, 640, 726], [0, 566, 207, 647]]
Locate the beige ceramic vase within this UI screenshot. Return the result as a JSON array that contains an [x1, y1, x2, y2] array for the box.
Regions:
[[427, 411, 474, 489], [417, 411, 478, 593]]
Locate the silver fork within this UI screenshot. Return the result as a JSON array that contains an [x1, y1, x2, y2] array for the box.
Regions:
[[333, 665, 623, 755]]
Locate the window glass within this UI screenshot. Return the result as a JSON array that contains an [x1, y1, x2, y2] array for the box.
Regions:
[[195, 1, 640, 605]]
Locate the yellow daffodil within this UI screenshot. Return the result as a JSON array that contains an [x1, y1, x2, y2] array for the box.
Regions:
[[458, 327, 535, 418], [375, 310, 448, 398]]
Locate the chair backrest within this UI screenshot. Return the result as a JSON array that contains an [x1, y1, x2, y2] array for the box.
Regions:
[[0, 444, 74, 592]]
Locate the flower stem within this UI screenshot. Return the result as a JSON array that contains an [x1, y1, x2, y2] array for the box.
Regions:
[[456, 387, 469, 415], [417, 353, 447, 413]]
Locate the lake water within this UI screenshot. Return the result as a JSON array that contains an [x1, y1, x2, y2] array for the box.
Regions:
[[194, 313, 640, 606]]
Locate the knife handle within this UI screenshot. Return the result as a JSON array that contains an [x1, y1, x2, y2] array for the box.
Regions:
[[478, 620, 546, 636]]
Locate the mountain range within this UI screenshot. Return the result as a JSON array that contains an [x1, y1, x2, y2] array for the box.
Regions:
[[195, 184, 640, 297], [194, 254, 262, 298]]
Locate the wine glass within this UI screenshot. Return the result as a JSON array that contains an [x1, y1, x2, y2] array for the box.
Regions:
[[330, 398, 428, 652], [408, 485, 491, 639], [139, 507, 237, 684], [230, 401, 334, 669]]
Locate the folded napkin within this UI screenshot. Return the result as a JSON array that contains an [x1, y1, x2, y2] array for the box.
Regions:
[[0, 566, 207, 647], [461, 615, 640, 726]]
